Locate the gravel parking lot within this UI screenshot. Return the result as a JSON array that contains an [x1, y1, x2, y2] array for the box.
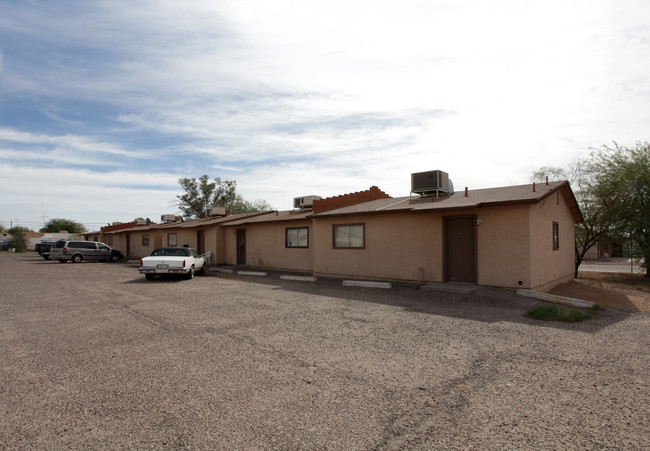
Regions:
[[1, 253, 648, 449]]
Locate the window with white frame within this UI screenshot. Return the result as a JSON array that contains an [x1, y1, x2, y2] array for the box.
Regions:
[[167, 233, 177, 246], [286, 227, 309, 248], [142, 234, 150, 246], [333, 223, 365, 249]]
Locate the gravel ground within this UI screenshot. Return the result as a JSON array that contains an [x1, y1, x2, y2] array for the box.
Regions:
[[1, 253, 648, 449]]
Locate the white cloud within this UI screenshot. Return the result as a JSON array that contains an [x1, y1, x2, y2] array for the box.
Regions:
[[1, 0, 649, 226]]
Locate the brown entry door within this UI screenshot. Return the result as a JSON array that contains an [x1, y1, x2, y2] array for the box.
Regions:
[[445, 217, 476, 283], [236, 229, 246, 266], [197, 230, 205, 254]]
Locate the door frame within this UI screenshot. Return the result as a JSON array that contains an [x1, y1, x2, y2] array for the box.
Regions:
[[236, 228, 246, 266], [443, 215, 477, 283], [197, 230, 205, 255]]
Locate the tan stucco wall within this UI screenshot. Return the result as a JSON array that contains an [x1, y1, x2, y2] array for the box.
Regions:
[[223, 221, 313, 271], [475, 205, 531, 288], [107, 234, 127, 255], [223, 227, 237, 265], [528, 192, 576, 291], [313, 213, 443, 282], [128, 231, 155, 259], [213, 193, 577, 290], [312, 207, 541, 287], [203, 226, 220, 265]]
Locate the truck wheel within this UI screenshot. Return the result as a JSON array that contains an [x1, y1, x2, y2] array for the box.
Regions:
[[72, 254, 83, 263], [186, 266, 195, 280], [145, 274, 154, 281]]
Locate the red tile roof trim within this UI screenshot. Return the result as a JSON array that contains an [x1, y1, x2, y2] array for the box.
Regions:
[[312, 186, 391, 213], [101, 221, 141, 233]]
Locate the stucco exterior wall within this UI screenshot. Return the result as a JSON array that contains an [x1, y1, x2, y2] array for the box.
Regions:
[[529, 192, 576, 291], [475, 205, 531, 288], [313, 213, 443, 282], [203, 226, 220, 265], [224, 221, 313, 272], [223, 227, 237, 265], [106, 234, 127, 254], [127, 231, 155, 259]]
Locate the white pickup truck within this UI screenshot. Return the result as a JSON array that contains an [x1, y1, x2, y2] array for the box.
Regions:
[[139, 247, 207, 280]]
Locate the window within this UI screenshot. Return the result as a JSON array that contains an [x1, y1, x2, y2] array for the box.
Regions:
[[142, 234, 150, 247], [167, 233, 177, 246], [107, 236, 113, 246], [333, 223, 365, 249], [97, 243, 110, 250], [286, 227, 309, 248], [553, 222, 560, 250]]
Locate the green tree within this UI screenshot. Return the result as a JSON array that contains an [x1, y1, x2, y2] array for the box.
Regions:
[[589, 142, 650, 276], [532, 157, 628, 278], [227, 197, 273, 214], [40, 218, 86, 233], [530, 166, 568, 183], [176, 175, 238, 219], [7, 226, 32, 252], [176, 175, 273, 218]]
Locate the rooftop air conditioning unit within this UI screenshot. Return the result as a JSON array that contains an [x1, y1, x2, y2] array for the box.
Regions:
[[209, 207, 226, 217], [411, 170, 452, 196], [293, 195, 321, 210], [135, 219, 148, 226], [161, 214, 177, 222]]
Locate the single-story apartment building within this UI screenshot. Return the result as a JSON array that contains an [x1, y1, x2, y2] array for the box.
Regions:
[[100, 175, 582, 291]]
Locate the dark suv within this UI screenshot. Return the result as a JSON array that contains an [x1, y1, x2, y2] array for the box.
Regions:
[[36, 241, 54, 260], [50, 240, 123, 263]]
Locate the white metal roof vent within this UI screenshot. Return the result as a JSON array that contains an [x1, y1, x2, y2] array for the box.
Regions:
[[411, 170, 454, 197], [293, 195, 321, 210]]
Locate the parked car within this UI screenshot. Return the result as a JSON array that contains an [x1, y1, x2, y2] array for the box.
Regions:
[[50, 240, 123, 263], [139, 247, 207, 280], [35, 241, 54, 260]]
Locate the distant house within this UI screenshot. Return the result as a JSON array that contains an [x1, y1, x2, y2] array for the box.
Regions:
[[105, 172, 582, 291], [26, 232, 83, 250]]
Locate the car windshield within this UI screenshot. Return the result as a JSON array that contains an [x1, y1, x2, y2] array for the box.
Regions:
[[150, 248, 191, 257]]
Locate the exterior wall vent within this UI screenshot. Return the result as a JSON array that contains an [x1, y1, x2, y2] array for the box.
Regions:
[[209, 207, 227, 217], [411, 170, 454, 197], [293, 195, 322, 210]]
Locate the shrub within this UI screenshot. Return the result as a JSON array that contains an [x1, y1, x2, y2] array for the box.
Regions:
[[526, 303, 604, 322]]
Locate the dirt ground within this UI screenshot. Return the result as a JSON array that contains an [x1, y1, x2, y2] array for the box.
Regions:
[[2, 253, 649, 449], [550, 272, 650, 313]]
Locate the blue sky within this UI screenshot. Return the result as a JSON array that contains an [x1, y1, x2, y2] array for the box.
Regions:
[[1, 0, 649, 231]]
